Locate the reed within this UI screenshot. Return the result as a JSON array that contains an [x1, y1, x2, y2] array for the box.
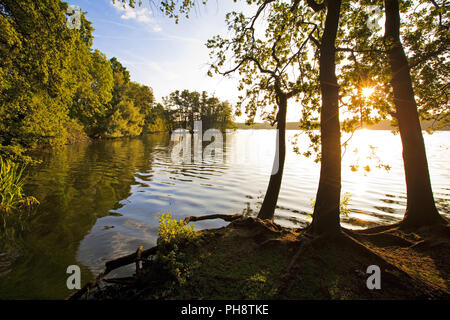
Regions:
[[0, 156, 39, 220]]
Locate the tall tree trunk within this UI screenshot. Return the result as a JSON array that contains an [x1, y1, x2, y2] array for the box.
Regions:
[[384, 0, 446, 227], [310, 0, 342, 235], [257, 94, 287, 220]]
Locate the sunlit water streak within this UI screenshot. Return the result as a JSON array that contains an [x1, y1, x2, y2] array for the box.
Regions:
[[0, 129, 448, 299]]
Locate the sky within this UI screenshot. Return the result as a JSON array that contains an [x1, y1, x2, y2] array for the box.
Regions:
[[67, 0, 306, 122], [66, 1, 242, 119]]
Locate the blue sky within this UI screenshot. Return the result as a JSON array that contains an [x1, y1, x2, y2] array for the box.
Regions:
[[68, 0, 301, 122], [68, 0, 245, 98]]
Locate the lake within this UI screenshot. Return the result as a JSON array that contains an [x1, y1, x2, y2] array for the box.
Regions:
[[0, 129, 449, 299]]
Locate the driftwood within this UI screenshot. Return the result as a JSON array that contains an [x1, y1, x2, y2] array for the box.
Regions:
[[183, 213, 242, 224], [104, 245, 157, 271]]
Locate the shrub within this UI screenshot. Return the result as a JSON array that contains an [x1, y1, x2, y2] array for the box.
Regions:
[[157, 212, 196, 247], [156, 213, 199, 286]]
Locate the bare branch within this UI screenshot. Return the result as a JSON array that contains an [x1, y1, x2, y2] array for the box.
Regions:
[[429, 0, 443, 26], [183, 213, 242, 224], [310, 35, 320, 48]]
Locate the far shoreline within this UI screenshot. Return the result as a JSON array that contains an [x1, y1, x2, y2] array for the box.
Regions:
[[234, 120, 450, 131]]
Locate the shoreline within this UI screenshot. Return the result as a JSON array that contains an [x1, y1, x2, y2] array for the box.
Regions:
[[68, 215, 450, 300]]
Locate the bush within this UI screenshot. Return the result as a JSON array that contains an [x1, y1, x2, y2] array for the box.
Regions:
[[156, 213, 199, 286], [157, 212, 196, 247]]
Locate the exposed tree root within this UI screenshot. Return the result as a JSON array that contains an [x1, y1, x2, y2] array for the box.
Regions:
[[354, 215, 449, 236], [346, 220, 450, 250], [342, 227, 414, 248], [105, 245, 157, 272], [353, 221, 402, 235]]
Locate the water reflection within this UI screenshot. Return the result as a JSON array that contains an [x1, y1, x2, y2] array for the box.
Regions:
[[0, 134, 169, 298], [0, 130, 448, 299]]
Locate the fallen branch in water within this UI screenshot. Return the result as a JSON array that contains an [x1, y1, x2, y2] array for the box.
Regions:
[[105, 245, 157, 272], [183, 213, 242, 224]]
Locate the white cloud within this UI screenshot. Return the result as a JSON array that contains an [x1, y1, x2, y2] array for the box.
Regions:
[[112, 2, 162, 32], [152, 25, 162, 32]]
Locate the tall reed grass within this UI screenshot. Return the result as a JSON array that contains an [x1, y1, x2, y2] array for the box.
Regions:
[[0, 156, 39, 223]]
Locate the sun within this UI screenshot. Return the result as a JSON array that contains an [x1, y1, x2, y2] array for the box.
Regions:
[[361, 87, 375, 98]]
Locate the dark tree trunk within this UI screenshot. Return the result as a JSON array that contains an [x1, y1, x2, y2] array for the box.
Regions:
[[384, 0, 446, 227], [310, 0, 342, 235], [189, 114, 194, 134], [257, 94, 287, 220]]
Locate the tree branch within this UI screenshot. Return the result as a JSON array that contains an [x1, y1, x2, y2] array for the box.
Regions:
[[220, 55, 276, 77], [183, 213, 242, 224], [409, 46, 449, 70], [336, 47, 386, 54], [429, 0, 443, 26]]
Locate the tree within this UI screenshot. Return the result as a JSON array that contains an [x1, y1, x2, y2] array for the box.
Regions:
[[207, 1, 315, 220], [101, 57, 159, 138], [104, 99, 145, 137], [146, 103, 168, 132], [383, 0, 447, 227], [0, 0, 83, 158], [289, 0, 343, 235], [125, 82, 155, 132], [0, 0, 167, 163], [70, 50, 114, 137], [337, 0, 448, 228], [207, 0, 345, 231], [403, 0, 449, 129], [109, 57, 131, 107], [162, 90, 233, 132]]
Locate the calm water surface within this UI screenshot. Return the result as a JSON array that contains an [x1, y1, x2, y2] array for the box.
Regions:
[[0, 129, 449, 298]]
